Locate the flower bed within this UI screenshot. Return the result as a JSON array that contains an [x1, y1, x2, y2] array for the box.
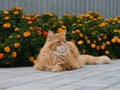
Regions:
[[0, 7, 120, 67]]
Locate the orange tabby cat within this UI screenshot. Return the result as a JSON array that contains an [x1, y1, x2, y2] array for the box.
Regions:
[[34, 30, 110, 72]]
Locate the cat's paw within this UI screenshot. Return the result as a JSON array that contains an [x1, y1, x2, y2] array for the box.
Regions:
[[51, 65, 63, 72]]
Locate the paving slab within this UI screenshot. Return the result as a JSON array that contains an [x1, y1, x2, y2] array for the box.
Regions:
[[0, 60, 120, 90]]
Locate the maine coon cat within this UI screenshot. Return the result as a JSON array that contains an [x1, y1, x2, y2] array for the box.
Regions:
[[34, 30, 110, 72]]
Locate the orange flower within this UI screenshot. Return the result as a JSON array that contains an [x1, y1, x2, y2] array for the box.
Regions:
[[105, 50, 109, 55], [3, 23, 11, 28], [59, 21, 63, 24], [75, 29, 80, 33], [57, 28, 64, 33], [79, 33, 83, 38], [3, 11, 9, 15], [96, 45, 100, 50], [91, 43, 96, 48], [14, 27, 19, 31], [49, 13, 53, 17], [25, 14, 30, 17], [8, 36, 13, 38], [98, 37, 102, 41], [16, 6, 22, 10], [117, 39, 120, 43], [42, 31, 48, 38], [61, 25, 66, 29], [106, 41, 110, 45], [29, 27, 34, 30], [17, 34, 21, 38], [111, 38, 116, 43], [77, 40, 83, 45], [87, 40, 91, 44], [101, 45, 105, 50], [0, 53, 4, 59], [14, 43, 20, 48], [23, 31, 31, 37], [12, 52, 17, 58], [114, 29, 118, 33], [71, 31, 76, 34], [4, 46, 10, 53], [4, 16, 10, 20], [27, 21, 33, 24], [29, 56, 34, 62], [13, 11, 19, 15]]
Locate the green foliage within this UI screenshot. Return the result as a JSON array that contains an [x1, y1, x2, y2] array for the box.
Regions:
[[0, 7, 120, 67]]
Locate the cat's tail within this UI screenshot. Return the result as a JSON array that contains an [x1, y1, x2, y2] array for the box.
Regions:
[[79, 55, 111, 65]]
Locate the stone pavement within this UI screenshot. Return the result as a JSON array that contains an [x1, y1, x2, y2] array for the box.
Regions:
[[0, 60, 120, 90]]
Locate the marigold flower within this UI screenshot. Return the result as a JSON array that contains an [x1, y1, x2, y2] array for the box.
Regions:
[[79, 33, 83, 38], [3, 11, 9, 15], [23, 31, 31, 37], [17, 34, 21, 38], [106, 41, 110, 45], [111, 38, 116, 43], [42, 31, 48, 38], [16, 6, 22, 10], [4, 16, 10, 20], [3, 23, 11, 28], [8, 36, 12, 38], [13, 11, 19, 15], [29, 56, 34, 62], [98, 37, 102, 41], [114, 36, 119, 40], [59, 21, 63, 24], [105, 50, 109, 55], [96, 45, 100, 50], [29, 27, 34, 30], [14, 43, 20, 48], [21, 16, 25, 19], [75, 29, 80, 33], [91, 43, 96, 48], [25, 14, 30, 17], [61, 25, 66, 29], [117, 39, 120, 43], [87, 40, 91, 44], [0, 53, 4, 59], [114, 29, 118, 33], [79, 24, 82, 26], [77, 40, 83, 45], [101, 45, 105, 50], [103, 35, 107, 39], [4, 46, 10, 53], [27, 21, 33, 24], [14, 27, 19, 31], [57, 28, 64, 33], [71, 31, 76, 34], [49, 13, 53, 17], [12, 52, 17, 58]]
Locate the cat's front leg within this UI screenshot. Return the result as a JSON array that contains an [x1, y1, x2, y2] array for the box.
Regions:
[[51, 64, 63, 72], [34, 63, 45, 71]]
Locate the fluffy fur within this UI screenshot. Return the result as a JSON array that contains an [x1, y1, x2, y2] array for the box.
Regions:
[[34, 30, 110, 72]]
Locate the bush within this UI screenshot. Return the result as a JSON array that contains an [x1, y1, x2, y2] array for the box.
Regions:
[[0, 7, 120, 67]]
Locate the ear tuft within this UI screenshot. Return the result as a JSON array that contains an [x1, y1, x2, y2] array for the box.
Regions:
[[47, 31, 54, 41], [61, 29, 66, 36]]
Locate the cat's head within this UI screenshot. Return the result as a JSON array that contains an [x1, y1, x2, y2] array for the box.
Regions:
[[46, 30, 67, 53]]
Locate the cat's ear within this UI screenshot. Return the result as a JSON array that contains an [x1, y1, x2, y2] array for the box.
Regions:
[[61, 29, 67, 36], [47, 31, 54, 41]]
